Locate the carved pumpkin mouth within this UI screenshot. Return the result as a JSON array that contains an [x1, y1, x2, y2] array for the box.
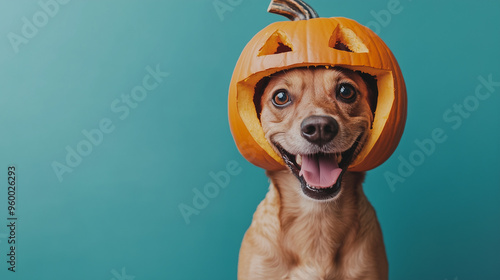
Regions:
[[274, 135, 361, 201]]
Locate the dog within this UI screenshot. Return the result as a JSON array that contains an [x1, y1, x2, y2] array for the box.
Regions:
[[238, 67, 388, 280]]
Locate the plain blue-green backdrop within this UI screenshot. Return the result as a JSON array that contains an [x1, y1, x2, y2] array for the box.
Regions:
[[0, 0, 499, 279]]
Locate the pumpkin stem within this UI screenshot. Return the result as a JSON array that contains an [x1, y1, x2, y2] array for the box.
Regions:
[[268, 0, 319, 21]]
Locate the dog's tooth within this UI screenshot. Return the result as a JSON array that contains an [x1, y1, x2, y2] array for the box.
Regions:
[[296, 154, 302, 166], [337, 153, 343, 163]]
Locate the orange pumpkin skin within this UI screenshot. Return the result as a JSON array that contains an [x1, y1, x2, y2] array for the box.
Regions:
[[228, 17, 407, 172]]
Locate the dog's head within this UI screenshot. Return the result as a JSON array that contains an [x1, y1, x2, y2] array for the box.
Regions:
[[258, 67, 377, 201]]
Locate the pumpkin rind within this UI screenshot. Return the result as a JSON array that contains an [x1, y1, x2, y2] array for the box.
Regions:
[[228, 17, 407, 172]]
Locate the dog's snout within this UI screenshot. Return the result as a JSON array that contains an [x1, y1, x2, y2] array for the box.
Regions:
[[301, 115, 339, 145]]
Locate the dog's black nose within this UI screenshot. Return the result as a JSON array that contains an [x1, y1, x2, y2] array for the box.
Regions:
[[301, 115, 339, 145]]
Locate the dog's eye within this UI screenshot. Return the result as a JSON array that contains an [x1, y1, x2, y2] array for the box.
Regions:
[[272, 90, 291, 107], [337, 83, 357, 102]]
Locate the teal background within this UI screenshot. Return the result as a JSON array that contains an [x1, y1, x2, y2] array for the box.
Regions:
[[0, 0, 499, 279]]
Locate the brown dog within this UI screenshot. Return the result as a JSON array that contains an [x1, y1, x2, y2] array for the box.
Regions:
[[238, 67, 388, 280]]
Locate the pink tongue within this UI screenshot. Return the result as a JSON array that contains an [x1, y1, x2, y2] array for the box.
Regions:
[[299, 154, 342, 188]]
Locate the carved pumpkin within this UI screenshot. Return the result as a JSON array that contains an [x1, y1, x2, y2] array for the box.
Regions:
[[228, 0, 407, 172]]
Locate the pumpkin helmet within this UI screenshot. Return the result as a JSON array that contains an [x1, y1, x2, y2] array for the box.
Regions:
[[228, 0, 407, 172]]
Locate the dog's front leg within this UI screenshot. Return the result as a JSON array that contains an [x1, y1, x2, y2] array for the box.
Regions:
[[238, 184, 288, 279]]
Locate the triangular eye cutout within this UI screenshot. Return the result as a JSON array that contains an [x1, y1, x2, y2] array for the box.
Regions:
[[258, 30, 293, 56], [329, 25, 368, 53]]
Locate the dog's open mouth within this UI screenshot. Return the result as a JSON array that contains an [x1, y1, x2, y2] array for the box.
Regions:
[[275, 137, 360, 201]]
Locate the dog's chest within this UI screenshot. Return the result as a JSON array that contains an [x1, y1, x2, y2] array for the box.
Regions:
[[281, 218, 342, 279]]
